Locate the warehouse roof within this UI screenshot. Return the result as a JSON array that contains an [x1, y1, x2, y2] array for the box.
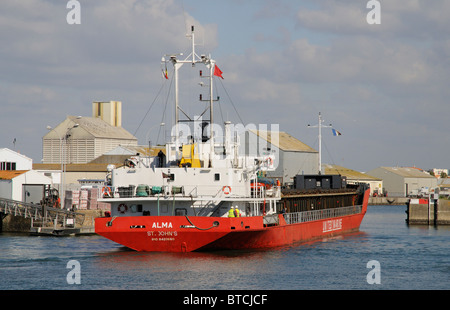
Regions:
[[33, 163, 112, 172], [0, 170, 28, 180], [0, 148, 32, 162], [91, 145, 166, 164], [104, 145, 165, 157], [69, 116, 136, 139], [44, 116, 137, 140], [439, 178, 450, 188], [250, 130, 317, 153], [323, 164, 381, 181], [376, 167, 435, 178]]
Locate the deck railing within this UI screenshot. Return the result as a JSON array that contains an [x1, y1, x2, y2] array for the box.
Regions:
[[100, 184, 281, 200], [283, 205, 362, 225]]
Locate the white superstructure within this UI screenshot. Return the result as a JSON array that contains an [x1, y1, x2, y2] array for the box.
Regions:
[[100, 26, 280, 219]]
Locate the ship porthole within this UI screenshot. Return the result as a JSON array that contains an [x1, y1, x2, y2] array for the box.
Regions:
[[118, 204, 128, 214]]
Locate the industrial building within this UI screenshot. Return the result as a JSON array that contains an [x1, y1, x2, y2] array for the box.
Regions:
[[0, 148, 33, 171], [34, 145, 165, 192], [244, 130, 319, 185], [439, 178, 450, 197], [42, 101, 137, 164], [0, 149, 52, 203], [366, 166, 438, 197], [323, 164, 383, 196], [0, 170, 53, 203]]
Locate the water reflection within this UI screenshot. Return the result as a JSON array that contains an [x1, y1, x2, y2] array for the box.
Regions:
[[89, 228, 372, 290], [3, 205, 449, 289]]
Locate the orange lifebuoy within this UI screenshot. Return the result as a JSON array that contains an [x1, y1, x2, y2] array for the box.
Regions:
[[102, 186, 112, 197], [222, 186, 231, 195], [118, 204, 128, 214]]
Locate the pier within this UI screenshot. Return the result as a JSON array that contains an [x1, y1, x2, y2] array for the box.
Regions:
[[369, 197, 409, 205], [406, 198, 450, 225], [0, 198, 100, 235]]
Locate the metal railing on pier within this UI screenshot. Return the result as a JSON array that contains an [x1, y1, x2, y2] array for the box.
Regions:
[[0, 198, 85, 230], [283, 205, 362, 225]]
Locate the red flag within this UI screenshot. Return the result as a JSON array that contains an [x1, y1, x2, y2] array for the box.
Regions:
[[214, 64, 224, 79]]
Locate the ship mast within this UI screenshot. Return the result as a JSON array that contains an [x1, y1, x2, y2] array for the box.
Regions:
[[308, 112, 332, 174], [164, 26, 217, 165]]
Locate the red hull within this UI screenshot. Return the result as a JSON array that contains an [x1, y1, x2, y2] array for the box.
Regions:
[[96, 190, 369, 252]]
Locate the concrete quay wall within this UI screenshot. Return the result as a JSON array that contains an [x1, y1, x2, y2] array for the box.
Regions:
[[369, 197, 409, 205], [1, 214, 31, 233], [407, 199, 450, 225], [437, 199, 450, 224]]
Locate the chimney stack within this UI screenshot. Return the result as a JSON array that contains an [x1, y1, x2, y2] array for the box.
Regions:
[[92, 101, 122, 127]]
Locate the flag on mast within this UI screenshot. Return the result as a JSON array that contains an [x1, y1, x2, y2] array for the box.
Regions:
[[332, 128, 342, 136], [214, 64, 224, 79], [162, 68, 168, 79], [161, 62, 169, 79]]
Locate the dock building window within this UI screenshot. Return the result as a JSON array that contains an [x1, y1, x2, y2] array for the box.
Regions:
[[0, 162, 16, 171]]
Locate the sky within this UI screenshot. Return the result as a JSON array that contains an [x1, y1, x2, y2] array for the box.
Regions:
[[1, 0, 449, 172]]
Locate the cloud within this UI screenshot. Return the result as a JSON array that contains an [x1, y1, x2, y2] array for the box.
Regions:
[[0, 0, 217, 85], [296, 0, 450, 41], [1, 0, 449, 171], [213, 1, 449, 170], [296, 1, 368, 35], [0, 0, 218, 159]]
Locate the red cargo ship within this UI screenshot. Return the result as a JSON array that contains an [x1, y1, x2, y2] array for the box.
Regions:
[[96, 189, 368, 252], [95, 26, 369, 252]]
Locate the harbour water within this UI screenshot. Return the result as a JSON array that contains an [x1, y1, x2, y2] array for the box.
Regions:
[[1, 205, 449, 291]]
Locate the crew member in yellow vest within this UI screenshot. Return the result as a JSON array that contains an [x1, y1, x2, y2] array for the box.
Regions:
[[234, 206, 240, 217], [228, 206, 235, 218]]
